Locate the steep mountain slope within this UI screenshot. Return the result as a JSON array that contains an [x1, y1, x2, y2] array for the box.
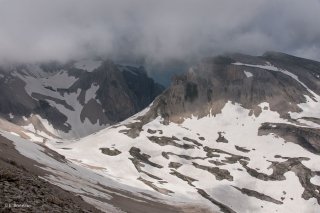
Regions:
[[42, 52, 320, 213], [1, 52, 320, 212], [0, 134, 102, 213], [0, 60, 164, 138], [0, 127, 193, 213]]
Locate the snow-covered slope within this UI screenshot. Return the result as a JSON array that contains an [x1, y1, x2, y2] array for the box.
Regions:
[[45, 53, 320, 212], [46, 101, 319, 212], [0, 60, 164, 139], [1, 52, 320, 213]]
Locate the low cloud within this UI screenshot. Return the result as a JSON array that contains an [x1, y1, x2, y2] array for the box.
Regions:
[[0, 0, 320, 64]]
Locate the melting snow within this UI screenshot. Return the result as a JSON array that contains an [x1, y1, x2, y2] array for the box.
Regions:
[[44, 70, 77, 89], [0, 131, 168, 212], [23, 123, 36, 133], [45, 101, 320, 213], [243, 70, 253, 78], [84, 84, 99, 104], [3, 61, 320, 212], [13, 67, 108, 139], [311, 176, 320, 186]]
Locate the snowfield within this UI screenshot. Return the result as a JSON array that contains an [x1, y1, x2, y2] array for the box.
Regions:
[[2, 60, 320, 213], [10, 64, 109, 139], [39, 99, 320, 213]]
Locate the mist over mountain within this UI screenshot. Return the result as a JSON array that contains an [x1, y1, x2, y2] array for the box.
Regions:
[[1, 0, 320, 66], [1, 51, 320, 213], [1, 1, 320, 213]]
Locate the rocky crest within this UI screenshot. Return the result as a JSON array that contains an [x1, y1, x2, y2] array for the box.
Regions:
[[153, 52, 320, 122], [0, 60, 164, 138]]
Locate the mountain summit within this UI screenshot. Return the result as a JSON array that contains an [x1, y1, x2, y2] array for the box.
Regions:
[[0, 59, 164, 138]]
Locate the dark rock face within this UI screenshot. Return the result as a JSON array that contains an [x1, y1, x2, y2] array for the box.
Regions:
[[68, 61, 142, 123], [0, 73, 35, 116], [235, 145, 250, 153], [233, 186, 283, 204], [192, 162, 233, 181], [129, 147, 163, 169], [0, 135, 101, 213], [259, 122, 320, 154], [168, 162, 182, 169], [61, 61, 164, 128], [147, 136, 195, 149], [137, 177, 173, 195], [131, 52, 320, 125], [162, 152, 207, 160], [301, 117, 320, 125], [121, 52, 320, 141], [0, 71, 71, 133], [184, 82, 199, 102], [239, 157, 320, 204], [169, 170, 197, 187], [99, 147, 121, 156], [128, 147, 166, 183], [216, 132, 228, 143], [204, 146, 250, 163], [182, 137, 202, 146], [0, 133, 185, 213], [119, 65, 164, 112], [262, 51, 320, 94], [0, 60, 164, 137], [0, 161, 100, 213], [196, 188, 237, 213]]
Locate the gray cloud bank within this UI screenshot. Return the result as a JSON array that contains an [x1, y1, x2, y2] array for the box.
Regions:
[[0, 0, 320, 64]]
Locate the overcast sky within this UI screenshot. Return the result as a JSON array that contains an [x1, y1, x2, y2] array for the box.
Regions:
[[0, 0, 320, 64]]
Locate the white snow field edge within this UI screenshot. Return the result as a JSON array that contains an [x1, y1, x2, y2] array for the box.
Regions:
[[3, 62, 320, 212], [11, 65, 108, 139], [0, 130, 200, 212], [46, 99, 320, 213]]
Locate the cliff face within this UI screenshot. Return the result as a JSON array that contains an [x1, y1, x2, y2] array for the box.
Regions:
[[0, 60, 164, 138], [149, 52, 320, 123]]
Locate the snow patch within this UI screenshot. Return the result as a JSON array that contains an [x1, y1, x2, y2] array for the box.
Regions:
[[74, 59, 102, 72], [311, 176, 320, 186], [44, 70, 78, 89], [233, 62, 319, 98], [45, 100, 320, 212], [23, 123, 36, 133], [9, 132, 19, 137], [0, 131, 170, 212], [84, 84, 99, 104], [243, 70, 253, 78]]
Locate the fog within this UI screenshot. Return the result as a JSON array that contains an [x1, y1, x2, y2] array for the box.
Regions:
[[1, 0, 320, 65]]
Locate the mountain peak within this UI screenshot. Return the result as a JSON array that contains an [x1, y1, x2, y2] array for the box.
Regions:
[[0, 59, 164, 139], [1, 53, 320, 213], [43, 53, 320, 213]]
